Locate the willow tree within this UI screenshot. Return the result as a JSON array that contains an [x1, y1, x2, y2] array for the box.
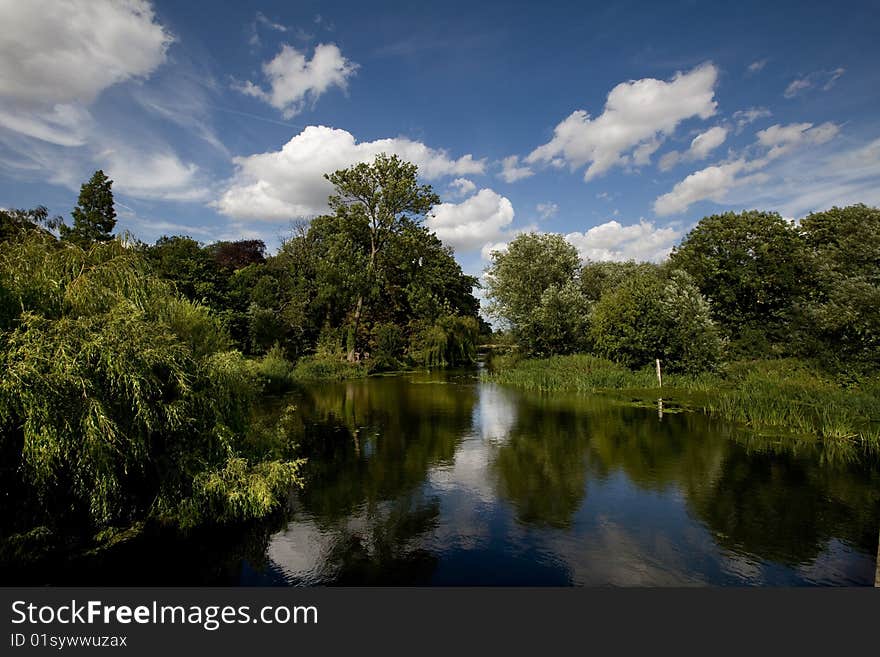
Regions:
[[324, 154, 439, 361]]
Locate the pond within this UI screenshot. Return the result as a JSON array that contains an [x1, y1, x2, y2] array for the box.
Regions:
[[238, 367, 879, 586]]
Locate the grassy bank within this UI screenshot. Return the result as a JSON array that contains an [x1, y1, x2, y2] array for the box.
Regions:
[[484, 354, 880, 445], [246, 347, 370, 392]]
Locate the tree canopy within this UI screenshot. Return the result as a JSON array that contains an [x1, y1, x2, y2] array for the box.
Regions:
[[60, 169, 117, 246]]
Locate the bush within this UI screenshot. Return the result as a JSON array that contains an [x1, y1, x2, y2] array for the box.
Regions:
[[249, 344, 294, 393], [590, 269, 722, 373], [370, 322, 405, 371]]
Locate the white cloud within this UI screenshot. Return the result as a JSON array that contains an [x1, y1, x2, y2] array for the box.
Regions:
[[526, 62, 718, 181], [724, 137, 880, 218], [565, 219, 681, 262], [236, 43, 357, 118], [217, 125, 486, 221], [747, 59, 767, 74], [0, 0, 172, 107], [756, 121, 839, 159], [0, 0, 172, 144], [733, 107, 772, 132], [498, 155, 534, 183], [100, 148, 210, 202], [689, 126, 728, 159], [654, 122, 841, 216], [659, 126, 727, 171], [480, 240, 509, 261], [448, 177, 476, 197], [536, 202, 559, 220], [654, 160, 751, 216], [427, 188, 514, 252], [784, 68, 845, 98]]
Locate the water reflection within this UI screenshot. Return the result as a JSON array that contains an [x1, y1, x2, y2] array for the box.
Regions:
[[253, 371, 879, 586]]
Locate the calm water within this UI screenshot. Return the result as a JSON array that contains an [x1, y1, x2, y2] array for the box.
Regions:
[[16, 367, 879, 586], [237, 368, 879, 586]]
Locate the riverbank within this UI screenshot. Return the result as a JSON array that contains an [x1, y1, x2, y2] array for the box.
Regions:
[[484, 354, 880, 445]]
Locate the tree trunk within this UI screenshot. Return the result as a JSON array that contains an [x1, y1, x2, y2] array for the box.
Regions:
[[347, 294, 363, 362], [347, 239, 377, 362]]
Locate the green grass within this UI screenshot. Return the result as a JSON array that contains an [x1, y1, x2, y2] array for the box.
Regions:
[[485, 354, 880, 445]]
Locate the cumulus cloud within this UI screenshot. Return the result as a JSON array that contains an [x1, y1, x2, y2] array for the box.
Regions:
[[427, 188, 514, 252], [236, 43, 358, 118], [565, 219, 682, 262], [784, 68, 845, 98], [448, 177, 476, 197], [536, 202, 559, 220], [100, 148, 210, 202], [217, 125, 486, 221], [654, 121, 840, 215], [0, 0, 172, 144], [498, 155, 534, 183], [0, 0, 172, 107], [526, 63, 718, 181], [659, 126, 727, 171]]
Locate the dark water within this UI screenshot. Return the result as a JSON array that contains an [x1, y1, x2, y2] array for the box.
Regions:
[[14, 368, 879, 586], [236, 368, 879, 586]]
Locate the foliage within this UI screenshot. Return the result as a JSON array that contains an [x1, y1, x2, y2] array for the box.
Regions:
[[408, 315, 479, 368], [60, 170, 117, 246], [0, 233, 300, 538], [485, 232, 582, 355], [590, 268, 722, 373], [1, 206, 62, 242], [325, 153, 441, 359], [579, 260, 660, 302], [291, 355, 369, 381], [669, 210, 810, 352], [249, 344, 295, 393], [799, 204, 880, 368]]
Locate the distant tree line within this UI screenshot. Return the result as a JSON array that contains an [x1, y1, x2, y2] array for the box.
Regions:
[[486, 206, 880, 374]]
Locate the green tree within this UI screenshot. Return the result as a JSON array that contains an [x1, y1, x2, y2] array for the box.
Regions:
[[799, 204, 880, 367], [485, 232, 582, 355], [325, 154, 440, 361], [590, 268, 722, 373], [0, 234, 301, 535], [1, 206, 62, 242], [60, 170, 117, 245], [669, 210, 809, 353]]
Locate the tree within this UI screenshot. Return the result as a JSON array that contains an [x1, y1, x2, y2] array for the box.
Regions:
[[206, 239, 266, 271], [799, 204, 880, 367], [669, 210, 809, 353], [0, 206, 62, 242], [484, 233, 582, 355], [325, 154, 440, 361], [590, 268, 722, 373], [60, 170, 117, 245]]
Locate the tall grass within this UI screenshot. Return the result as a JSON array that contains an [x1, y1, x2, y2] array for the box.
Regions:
[[290, 354, 369, 381], [485, 354, 880, 445]]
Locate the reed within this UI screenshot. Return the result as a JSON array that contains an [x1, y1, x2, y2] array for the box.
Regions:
[[485, 354, 880, 445]]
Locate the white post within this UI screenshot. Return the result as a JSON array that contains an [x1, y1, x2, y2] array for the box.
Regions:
[[655, 358, 662, 388]]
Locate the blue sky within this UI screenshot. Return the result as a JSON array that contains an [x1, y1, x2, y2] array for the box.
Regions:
[[2, 0, 879, 279]]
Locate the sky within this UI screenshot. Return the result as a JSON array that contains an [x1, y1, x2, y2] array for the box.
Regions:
[[1, 0, 879, 282]]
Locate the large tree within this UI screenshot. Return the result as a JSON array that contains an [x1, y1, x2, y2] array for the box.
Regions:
[[799, 204, 880, 367], [60, 170, 117, 245], [324, 153, 440, 360], [669, 210, 809, 353], [485, 232, 583, 355]]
